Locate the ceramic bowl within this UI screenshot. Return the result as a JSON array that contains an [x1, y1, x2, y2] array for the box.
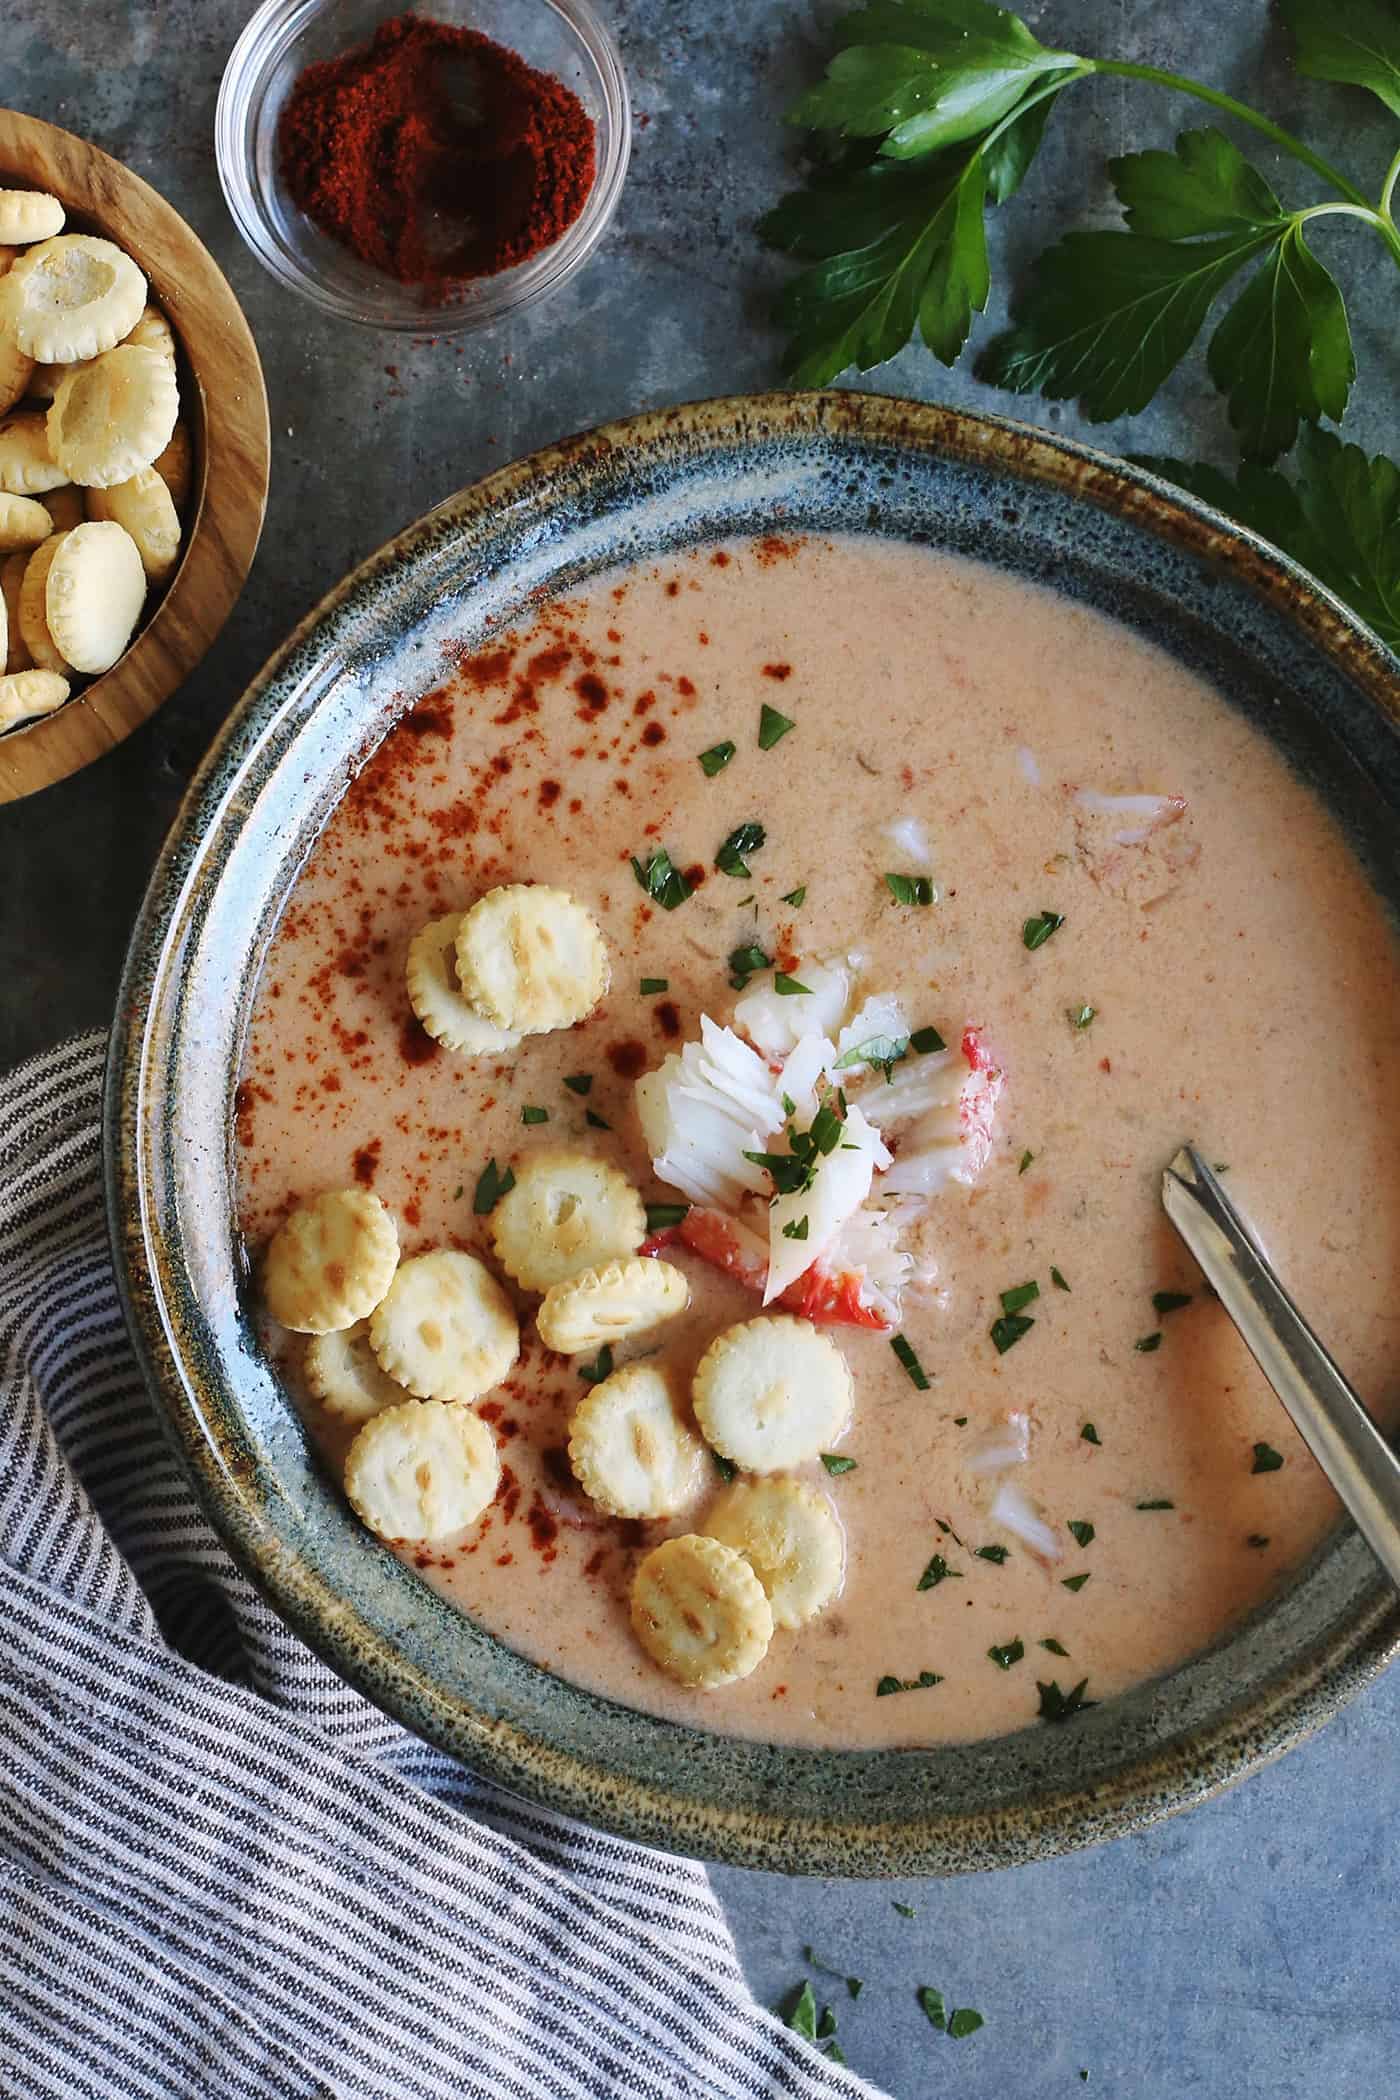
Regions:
[[106, 392, 1400, 1875]]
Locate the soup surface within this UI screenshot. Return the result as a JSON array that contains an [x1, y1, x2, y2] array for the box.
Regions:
[[235, 532, 1400, 1749]]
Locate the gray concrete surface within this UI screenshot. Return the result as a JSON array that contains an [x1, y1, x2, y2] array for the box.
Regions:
[[3, 3, 1398, 2093]]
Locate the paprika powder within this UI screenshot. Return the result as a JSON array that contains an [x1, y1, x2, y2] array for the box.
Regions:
[[278, 13, 597, 293]]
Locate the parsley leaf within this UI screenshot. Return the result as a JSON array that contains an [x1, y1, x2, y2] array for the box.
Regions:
[[1052, 1267, 1072, 1292], [891, 1333, 931, 1389], [716, 820, 766, 878], [631, 847, 692, 911], [728, 941, 771, 989], [885, 871, 936, 905], [1207, 222, 1353, 460], [1022, 907, 1064, 949], [585, 1109, 611, 1131], [783, 1981, 818, 2041], [988, 1637, 1025, 1669], [1040, 1637, 1070, 1656], [1018, 1148, 1034, 1174], [639, 977, 668, 994], [578, 1344, 614, 1385], [975, 1543, 1010, 1564], [1252, 1440, 1285, 1473], [910, 1024, 946, 1054], [948, 2009, 985, 2039], [834, 1031, 910, 1078], [698, 740, 736, 777], [774, 971, 813, 996], [1134, 1331, 1163, 1353], [822, 1451, 857, 1473], [563, 1073, 593, 1095], [1037, 1676, 1098, 1722], [877, 1669, 944, 1695], [1282, 0, 1400, 120], [644, 1201, 690, 1233], [1134, 430, 1400, 655], [521, 1105, 549, 1124], [917, 1985, 947, 2032], [781, 884, 807, 905], [788, 0, 1080, 158], [917, 1552, 962, 1589], [759, 702, 795, 749], [472, 1159, 515, 1214], [1062, 1571, 1092, 1591], [782, 1214, 810, 1241], [712, 1451, 738, 1482], [1152, 1289, 1193, 1315], [1080, 1421, 1100, 1444], [1067, 1519, 1095, 1547], [990, 1311, 1034, 1353], [999, 1279, 1039, 1315]]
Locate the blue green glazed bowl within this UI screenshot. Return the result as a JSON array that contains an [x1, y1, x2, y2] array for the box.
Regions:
[[106, 392, 1400, 1875]]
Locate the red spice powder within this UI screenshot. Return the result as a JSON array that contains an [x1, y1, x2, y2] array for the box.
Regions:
[[278, 14, 597, 293]]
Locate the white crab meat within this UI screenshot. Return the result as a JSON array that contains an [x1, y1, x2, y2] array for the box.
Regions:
[[764, 1104, 891, 1305], [733, 957, 853, 1059]]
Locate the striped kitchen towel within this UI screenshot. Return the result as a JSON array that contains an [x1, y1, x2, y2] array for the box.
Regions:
[[0, 1034, 878, 2100]]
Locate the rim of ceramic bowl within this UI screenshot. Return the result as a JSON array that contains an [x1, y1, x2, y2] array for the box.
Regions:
[[106, 391, 1400, 1875], [215, 0, 631, 331]]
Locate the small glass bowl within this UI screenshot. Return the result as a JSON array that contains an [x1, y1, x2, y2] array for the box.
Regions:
[[216, 0, 630, 332]]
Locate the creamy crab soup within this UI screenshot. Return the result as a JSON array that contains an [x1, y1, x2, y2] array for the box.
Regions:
[[235, 532, 1400, 1749]]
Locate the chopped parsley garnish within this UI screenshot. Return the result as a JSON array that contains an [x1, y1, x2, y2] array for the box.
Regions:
[[1018, 1149, 1034, 1174], [521, 1105, 549, 1124], [639, 977, 668, 995], [917, 1986, 947, 2031], [893, 1902, 916, 1919], [744, 1098, 846, 1199], [953, 1415, 967, 1426], [781, 884, 807, 906], [631, 846, 692, 911], [644, 1201, 690, 1233], [999, 1280, 1039, 1316], [975, 1544, 1010, 1565], [948, 2010, 985, 2040], [1247, 1533, 1271, 1549], [1251, 1441, 1284, 1473], [910, 1025, 946, 1054], [891, 1334, 931, 1390], [698, 739, 736, 777], [1037, 1677, 1097, 1724], [917, 1553, 962, 1590], [711, 1451, 738, 1482], [781, 1092, 797, 1116], [782, 1215, 810, 1241], [563, 1072, 593, 1095], [987, 1638, 1025, 1669], [990, 1312, 1034, 1354], [774, 971, 812, 996], [1022, 909, 1065, 950], [727, 941, 771, 989], [585, 1109, 611, 1130], [759, 702, 795, 749], [876, 1670, 943, 1696], [1040, 1638, 1070, 1656], [1051, 1266, 1071, 1292], [578, 1344, 614, 1385], [884, 871, 935, 906], [716, 819, 766, 878], [816, 2006, 838, 2041], [834, 1032, 909, 1080], [1136, 1498, 1174, 1511], [1062, 1572, 1092, 1592], [1067, 1519, 1095, 1548], [452, 1185, 464, 1200], [1153, 1289, 1194, 1316], [1134, 1332, 1163, 1353], [472, 1159, 515, 1214], [1069, 1002, 1097, 1030], [783, 1981, 817, 2040], [1080, 1421, 1100, 1444], [821, 1452, 857, 1474]]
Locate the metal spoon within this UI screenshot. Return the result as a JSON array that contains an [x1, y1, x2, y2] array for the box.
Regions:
[[1161, 1144, 1400, 1592]]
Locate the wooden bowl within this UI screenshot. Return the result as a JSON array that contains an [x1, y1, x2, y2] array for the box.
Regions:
[[0, 110, 270, 803]]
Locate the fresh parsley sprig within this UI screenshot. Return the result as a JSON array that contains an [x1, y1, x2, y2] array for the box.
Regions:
[[761, 0, 1400, 646]]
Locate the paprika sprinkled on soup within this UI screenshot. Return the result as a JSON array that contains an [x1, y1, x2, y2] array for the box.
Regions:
[[236, 534, 1400, 1748]]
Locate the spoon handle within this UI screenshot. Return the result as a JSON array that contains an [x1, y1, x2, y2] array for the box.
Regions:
[[1162, 1145, 1400, 1593]]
